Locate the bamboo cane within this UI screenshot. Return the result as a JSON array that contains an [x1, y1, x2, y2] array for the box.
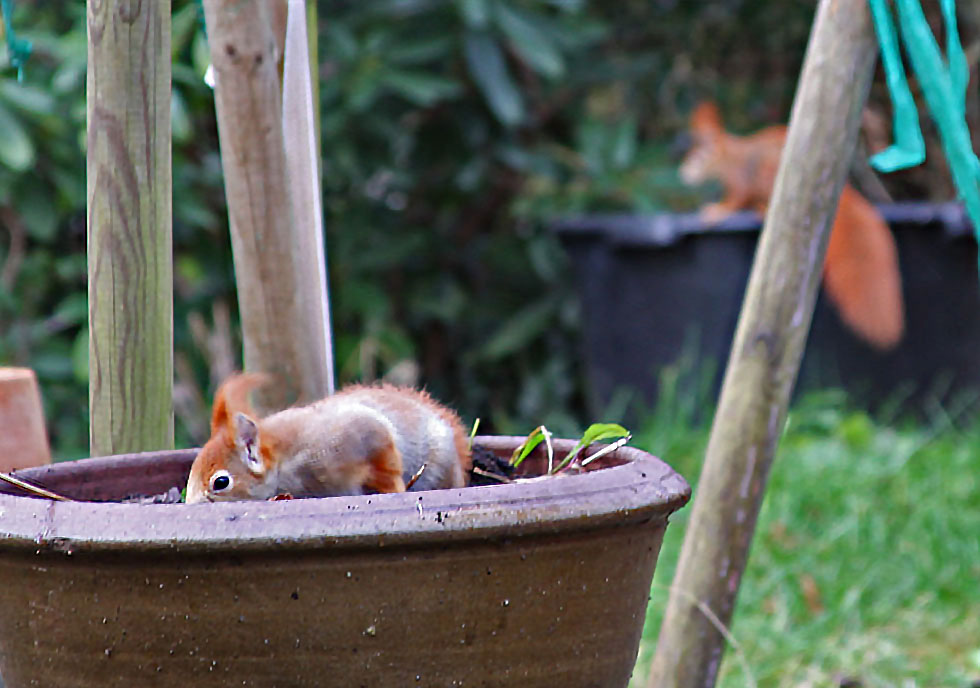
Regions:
[[646, 1, 880, 685]]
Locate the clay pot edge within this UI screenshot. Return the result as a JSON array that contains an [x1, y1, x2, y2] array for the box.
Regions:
[[0, 436, 691, 555]]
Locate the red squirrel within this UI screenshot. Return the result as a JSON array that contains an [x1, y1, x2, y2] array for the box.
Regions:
[[185, 374, 471, 503], [679, 101, 905, 350]]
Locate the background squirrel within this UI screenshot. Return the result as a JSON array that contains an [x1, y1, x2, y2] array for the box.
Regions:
[[679, 101, 905, 350], [185, 374, 471, 503]]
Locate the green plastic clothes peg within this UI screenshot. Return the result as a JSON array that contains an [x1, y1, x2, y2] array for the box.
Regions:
[[1, 0, 31, 81], [868, 0, 980, 263], [867, 0, 925, 171]]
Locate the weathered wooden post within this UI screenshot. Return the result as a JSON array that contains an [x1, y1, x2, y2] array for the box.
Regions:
[[87, 1, 173, 456], [646, 0, 880, 685], [201, 0, 333, 412]]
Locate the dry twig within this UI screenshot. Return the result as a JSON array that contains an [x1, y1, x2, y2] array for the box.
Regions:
[[580, 435, 632, 467], [404, 462, 428, 490], [0, 472, 73, 501], [470, 467, 512, 484]]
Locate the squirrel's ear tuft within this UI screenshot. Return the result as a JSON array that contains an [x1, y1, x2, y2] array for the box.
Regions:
[[210, 373, 269, 434], [363, 446, 406, 494], [690, 101, 723, 137]]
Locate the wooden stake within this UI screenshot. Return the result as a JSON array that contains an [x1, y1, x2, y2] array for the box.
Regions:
[[0, 368, 50, 472], [646, 1, 879, 686], [201, 0, 333, 412], [87, 0, 174, 456]]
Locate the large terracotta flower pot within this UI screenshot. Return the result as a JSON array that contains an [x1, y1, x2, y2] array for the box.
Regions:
[[0, 436, 689, 687]]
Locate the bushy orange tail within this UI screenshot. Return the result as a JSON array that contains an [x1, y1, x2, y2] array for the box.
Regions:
[[823, 186, 904, 350]]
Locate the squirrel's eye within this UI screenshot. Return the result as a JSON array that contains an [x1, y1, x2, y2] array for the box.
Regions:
[[210, 470, 232, 493]]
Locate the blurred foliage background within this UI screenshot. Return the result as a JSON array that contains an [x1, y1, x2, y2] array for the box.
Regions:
[[0, 0, 977, 458]]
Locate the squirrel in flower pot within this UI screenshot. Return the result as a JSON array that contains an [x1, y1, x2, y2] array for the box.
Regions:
[[185, 374, 471, 504]]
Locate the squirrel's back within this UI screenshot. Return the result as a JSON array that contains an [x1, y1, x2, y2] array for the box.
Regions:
[[314, 385, 470, 491]]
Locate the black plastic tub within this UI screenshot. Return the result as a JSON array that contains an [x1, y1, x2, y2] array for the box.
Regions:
[[554, 201, 978, 415]]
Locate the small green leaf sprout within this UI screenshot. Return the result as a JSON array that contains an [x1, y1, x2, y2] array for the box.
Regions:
[[511, 422, 631, 476]]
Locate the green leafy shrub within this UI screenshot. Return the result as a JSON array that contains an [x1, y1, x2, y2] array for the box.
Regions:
[[3, 0, 908, 458]]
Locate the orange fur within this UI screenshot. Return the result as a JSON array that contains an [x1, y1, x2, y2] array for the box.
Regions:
[[208, 373, 267, 434], [186, 375, 470, 503], [338, 383, 473, 473], [364, 447, 408, 494], [680, 101, 904, 349]]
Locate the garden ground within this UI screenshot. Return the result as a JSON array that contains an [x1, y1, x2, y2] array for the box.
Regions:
[[629, 387, 980, 687]]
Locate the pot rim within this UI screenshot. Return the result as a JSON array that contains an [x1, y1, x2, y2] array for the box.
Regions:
[[0, 436, 690, 555]]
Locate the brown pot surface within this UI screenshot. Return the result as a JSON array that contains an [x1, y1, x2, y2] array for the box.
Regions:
[[0, 437, 689, 687]]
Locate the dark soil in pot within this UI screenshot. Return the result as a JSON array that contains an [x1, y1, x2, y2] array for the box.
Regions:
[[0, 437, 689, 688]]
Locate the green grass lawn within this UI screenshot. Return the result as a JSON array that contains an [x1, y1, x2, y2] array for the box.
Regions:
[[628, 388, 980, 687]]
